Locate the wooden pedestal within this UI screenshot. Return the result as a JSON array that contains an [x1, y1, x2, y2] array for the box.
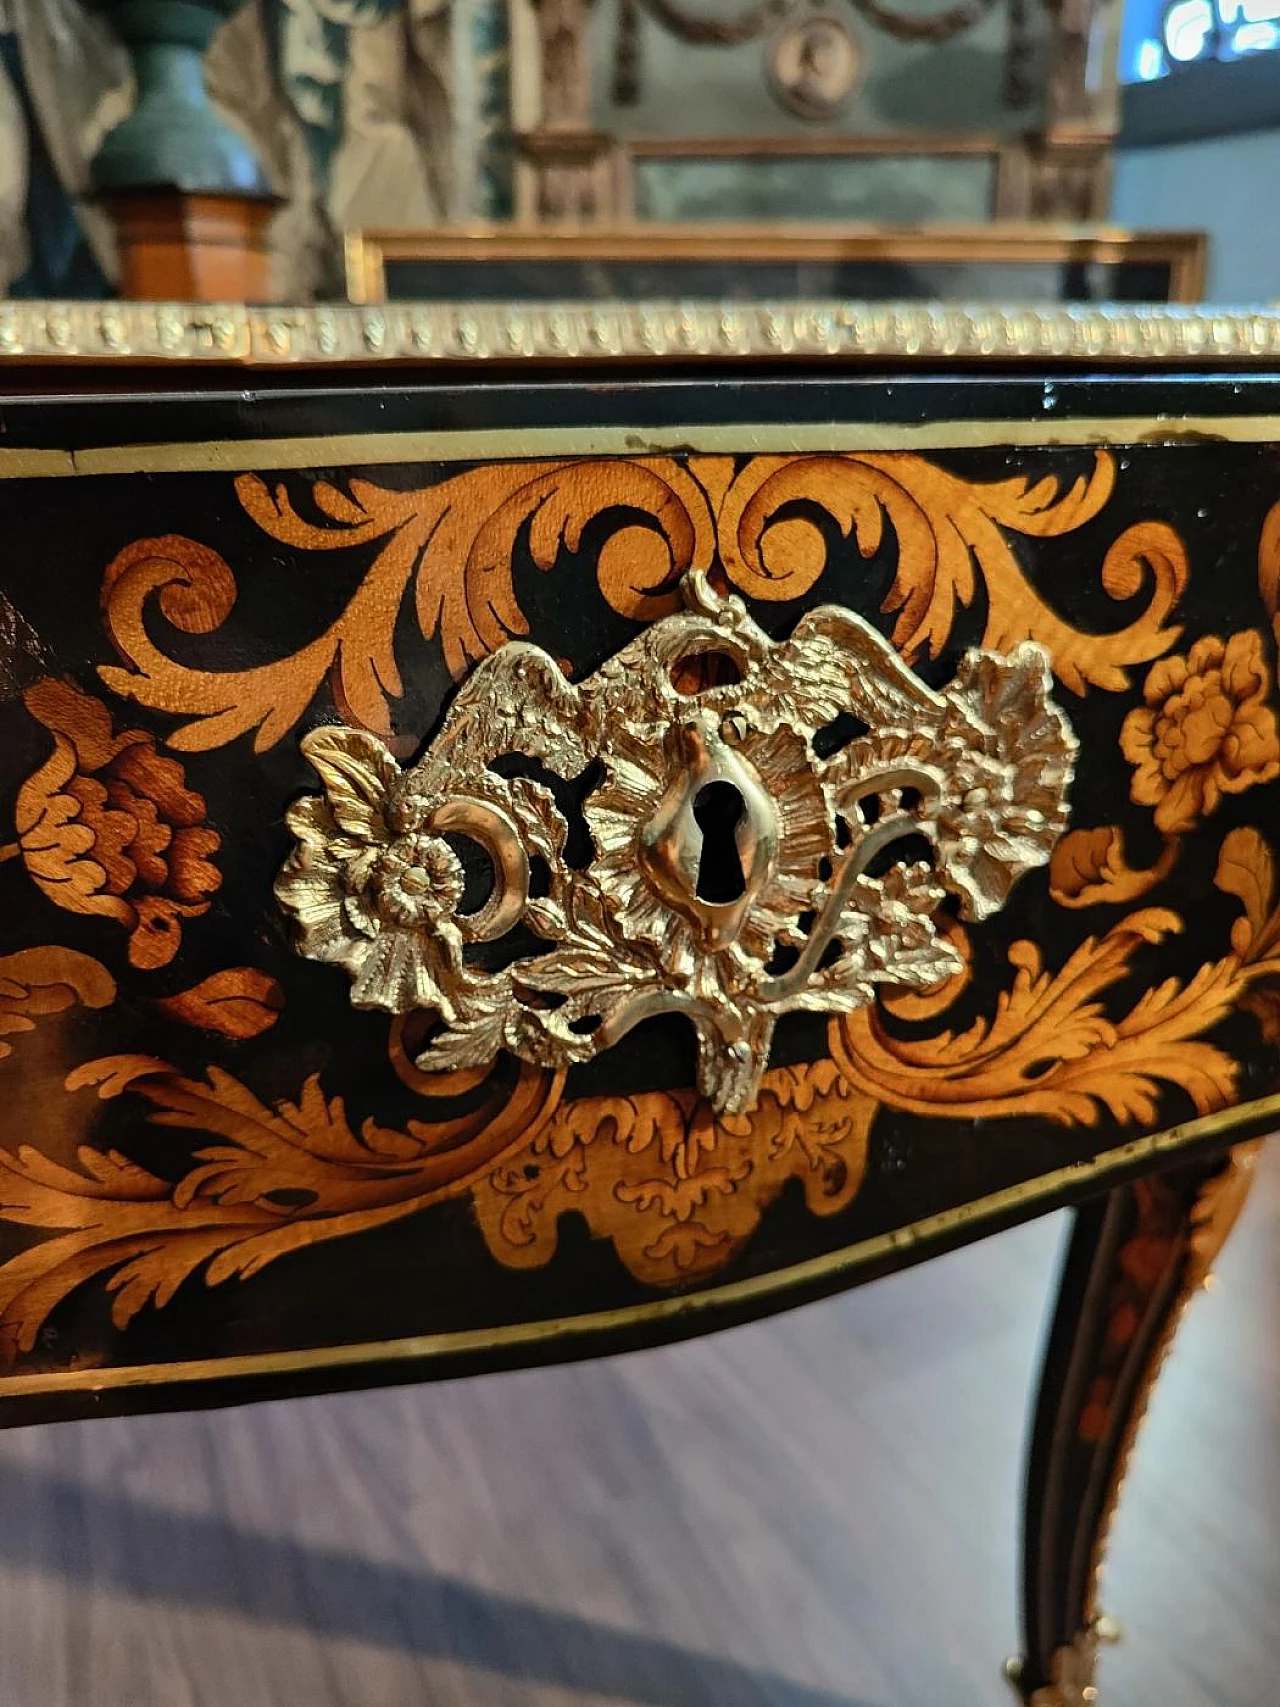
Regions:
[[103, 189, 277, 302]]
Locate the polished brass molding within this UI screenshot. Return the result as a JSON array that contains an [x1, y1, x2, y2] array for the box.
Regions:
[[277, 573, 1074, 1113], [4, 297, 1280, 367]]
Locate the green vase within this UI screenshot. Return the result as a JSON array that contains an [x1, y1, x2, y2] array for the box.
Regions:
[[90, 0, 268, 195]]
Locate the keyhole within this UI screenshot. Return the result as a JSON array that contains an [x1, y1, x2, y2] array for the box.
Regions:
[[693, 781, 747, 903]]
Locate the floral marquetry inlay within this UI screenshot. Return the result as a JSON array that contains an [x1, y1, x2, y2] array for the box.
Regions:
[[96, 452, 1185, 753], [1121, 630, 1280, 834], [11, 679, 221, 969], [470, 1058, 876, 1286], [0, 442, 1279, 1368]]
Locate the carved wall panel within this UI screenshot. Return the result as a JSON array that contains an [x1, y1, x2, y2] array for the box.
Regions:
[[512, 0, 1122, 224]]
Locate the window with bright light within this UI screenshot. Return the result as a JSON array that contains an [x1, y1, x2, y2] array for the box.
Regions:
[[1122, 0, 1280, 80]]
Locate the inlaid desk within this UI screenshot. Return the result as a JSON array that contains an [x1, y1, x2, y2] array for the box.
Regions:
[[2, 300, 1279, 1706]]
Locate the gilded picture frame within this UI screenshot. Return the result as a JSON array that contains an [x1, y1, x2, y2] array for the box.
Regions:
[[344, 223, 1209, 310]]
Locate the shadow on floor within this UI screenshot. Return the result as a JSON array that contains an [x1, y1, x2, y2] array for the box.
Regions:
[[0, 1461, 884, 1707]]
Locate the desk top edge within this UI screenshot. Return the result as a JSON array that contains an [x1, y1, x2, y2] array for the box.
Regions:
[[4, 299, 1280, 368]]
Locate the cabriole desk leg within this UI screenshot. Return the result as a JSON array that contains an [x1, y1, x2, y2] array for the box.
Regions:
[[1009, 1143, 1260, 1705]]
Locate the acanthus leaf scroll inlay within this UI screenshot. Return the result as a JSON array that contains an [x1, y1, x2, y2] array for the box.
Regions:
[[275, 574, 1077, 1113]]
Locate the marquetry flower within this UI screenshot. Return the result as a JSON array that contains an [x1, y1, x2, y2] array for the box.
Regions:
[[275, 727, 470, 1016], [13, 679, 221, 969], [1121, 630, 1280, 834], [928, 644, 1076, 920]]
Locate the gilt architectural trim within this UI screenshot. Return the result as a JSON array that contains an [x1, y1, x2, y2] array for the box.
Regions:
[[2, 299, 1280, 366]]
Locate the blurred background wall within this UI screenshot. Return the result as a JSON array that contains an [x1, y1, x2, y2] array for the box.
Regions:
[[1114, 133, 1280, 301], [1112, 43, 1280, 302], [0, 0, 1275, 301]]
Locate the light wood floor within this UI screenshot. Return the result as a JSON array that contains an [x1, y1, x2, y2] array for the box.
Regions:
[[2, 1147, 1277, 1707]]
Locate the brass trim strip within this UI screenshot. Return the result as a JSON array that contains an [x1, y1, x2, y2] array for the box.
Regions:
[[3, 1092, 1277, 1401], [2, 414, 1279, 482], [1, 300, 1278, 367]]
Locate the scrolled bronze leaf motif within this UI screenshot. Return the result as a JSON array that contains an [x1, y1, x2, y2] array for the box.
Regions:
[[276, 575, 1077, 1114]]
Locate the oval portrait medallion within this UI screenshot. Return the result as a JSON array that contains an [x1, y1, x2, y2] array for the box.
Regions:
[[769, 11, 863, 122]]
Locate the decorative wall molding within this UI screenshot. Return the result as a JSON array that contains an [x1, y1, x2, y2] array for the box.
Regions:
[[517, 0, 1122, 222]]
